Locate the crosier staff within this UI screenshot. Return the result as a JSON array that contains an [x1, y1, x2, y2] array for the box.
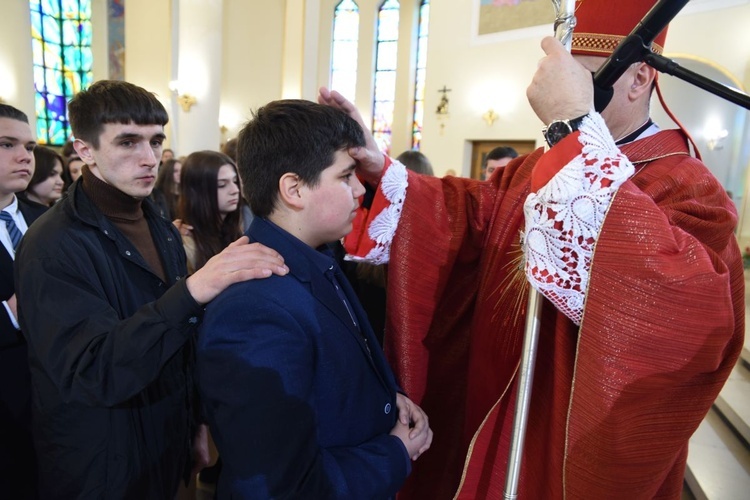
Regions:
[[502, 1, 576, 499]]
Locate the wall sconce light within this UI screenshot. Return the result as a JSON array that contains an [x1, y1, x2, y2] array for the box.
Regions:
[[177, 94, 197, 112], [705, 128, 728, 151], [483, 109, 499, 126], [169, 80, 197, 112]]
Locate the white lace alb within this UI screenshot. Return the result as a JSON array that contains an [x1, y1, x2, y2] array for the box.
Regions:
[[523, 113, 635, 325]]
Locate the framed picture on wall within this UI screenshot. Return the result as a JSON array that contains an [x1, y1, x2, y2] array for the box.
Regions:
[[471, 0, 555, 45]]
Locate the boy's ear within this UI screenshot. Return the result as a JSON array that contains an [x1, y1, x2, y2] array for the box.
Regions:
[[278, 173, 304, 209], [73, 138, 96, 166]]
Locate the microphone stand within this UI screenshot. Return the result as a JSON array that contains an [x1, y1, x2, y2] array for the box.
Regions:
[[594, 0, 750, 111], [644, 53, 750, 110]]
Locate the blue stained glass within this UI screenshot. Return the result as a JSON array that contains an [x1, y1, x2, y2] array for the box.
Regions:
[[372, 0, 400, 154], [62, 20, 79, 45], [33, 66, 46, 92], [80, 21, 92, 45], [45, 68, 64, 95], [31, 0, 92, 145], [42, 0, 60, 16], [412, 0, 430, 150], [80, 47, 93, 71], [43, 15, 62, 44], [31, 39, 44, 62], [30, 11, 42, 38], [331, 0, 359, 102], [44, 43, 63, 70]]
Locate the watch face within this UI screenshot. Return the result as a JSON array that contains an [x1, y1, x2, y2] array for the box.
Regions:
[[545, 120, 573, 146]]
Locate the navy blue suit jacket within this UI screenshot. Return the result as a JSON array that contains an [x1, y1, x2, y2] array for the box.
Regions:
[[197, 218, 410, 499]]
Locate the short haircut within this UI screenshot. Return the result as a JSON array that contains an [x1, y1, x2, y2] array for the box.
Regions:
[[28, 146, 63, 190], [0, 104, 29, 124], [395, 150, 434, 176], [486, 146, 518, 164], [237, 100, 365, 218], [68, 80, 169, 148]]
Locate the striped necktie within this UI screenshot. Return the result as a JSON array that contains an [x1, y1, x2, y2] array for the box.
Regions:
[[0, 211, 23, 250]]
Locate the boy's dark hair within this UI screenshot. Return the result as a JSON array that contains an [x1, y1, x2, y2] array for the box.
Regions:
[[68, 80, 169, 148], [237, 100, 365, 218], [0, 104, 29, 124], [486, 146, 518, 164]]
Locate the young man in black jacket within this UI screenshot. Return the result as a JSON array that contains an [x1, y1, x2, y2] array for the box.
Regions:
[[0, 104, 46, 499], [15, 81, 288, 499]]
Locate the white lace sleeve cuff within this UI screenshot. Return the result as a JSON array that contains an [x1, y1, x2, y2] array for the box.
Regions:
[[345, 159, 408, 265], [522, 112, 635, 325]]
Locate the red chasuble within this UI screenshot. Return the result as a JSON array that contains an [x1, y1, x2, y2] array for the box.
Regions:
[[346, 129, 744, 499]]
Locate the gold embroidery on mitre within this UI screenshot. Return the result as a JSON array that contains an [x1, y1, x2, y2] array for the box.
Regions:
[[572, 32, 664, 55]]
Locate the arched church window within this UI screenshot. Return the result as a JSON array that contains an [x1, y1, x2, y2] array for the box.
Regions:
[[411, 0, 430, 150], [372, 0, 400, 154], [331, 0, 360, 102], [29, 0, 93, 146]]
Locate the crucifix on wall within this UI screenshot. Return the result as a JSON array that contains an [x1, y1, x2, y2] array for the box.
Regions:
[[436, 85, 451, 135], [436, 85, 451, 116]]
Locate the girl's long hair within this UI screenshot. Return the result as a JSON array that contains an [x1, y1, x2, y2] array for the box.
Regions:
[[178, 151, 242, 270], [155, 158, 181, 218]]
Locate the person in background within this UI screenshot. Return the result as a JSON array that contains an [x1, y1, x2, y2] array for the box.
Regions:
[[222, 137, 254, 231], [0, 103, 46, 499], [483, 145, 518, 179], [221, 138, 238, 162], [161, 147, 175, 162], [22, 146, 65, 206], [15, 80, 289, 499], [196, 99, 432, 498], [65, 155, 86, 186], [155, 157, 182, 219], [178, 150, 243, 274], [395, 150, 434, 176], [61, 139, 76, 160]]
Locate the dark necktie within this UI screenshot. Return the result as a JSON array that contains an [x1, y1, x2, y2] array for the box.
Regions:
[[0, 211, 23, 250]]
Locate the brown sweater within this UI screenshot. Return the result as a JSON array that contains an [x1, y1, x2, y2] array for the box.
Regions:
[[81, 166, 167, 283]]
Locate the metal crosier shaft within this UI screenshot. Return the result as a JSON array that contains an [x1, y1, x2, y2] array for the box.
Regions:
[[502, 1, 576, 498]]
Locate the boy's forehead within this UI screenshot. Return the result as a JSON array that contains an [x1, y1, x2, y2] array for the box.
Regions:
[[0, 117, 35, 142], [100, 121, 165, 137]]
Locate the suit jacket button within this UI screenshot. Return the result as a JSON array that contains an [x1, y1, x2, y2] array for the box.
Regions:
[[384, 403, 391, 414]]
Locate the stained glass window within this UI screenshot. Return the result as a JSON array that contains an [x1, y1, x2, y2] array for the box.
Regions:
[[372, 0, 400, 154], [331, 0, 359, 102], [30, 0, 93, 146], [411, 0, 430, 150]]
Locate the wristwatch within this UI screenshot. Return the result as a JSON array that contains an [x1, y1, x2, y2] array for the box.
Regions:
[[543, 114, 587, 147]]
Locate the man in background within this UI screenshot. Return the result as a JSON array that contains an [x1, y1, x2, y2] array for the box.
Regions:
[[0, 103, 45, 499]]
